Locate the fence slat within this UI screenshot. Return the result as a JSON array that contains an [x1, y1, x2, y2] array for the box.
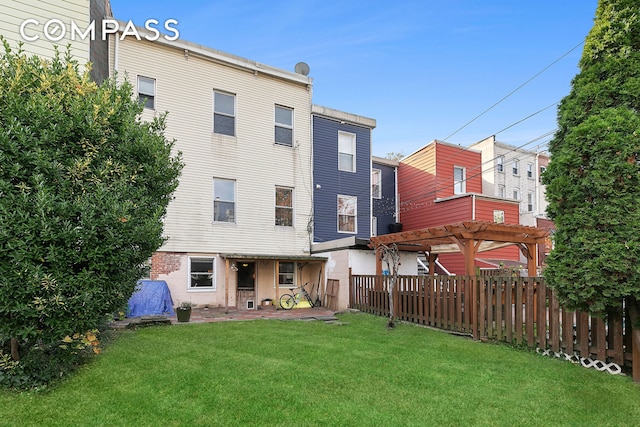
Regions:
[[349, 274, 635, 375]]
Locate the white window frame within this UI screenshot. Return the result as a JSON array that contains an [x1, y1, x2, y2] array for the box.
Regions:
[[213, 90, 236, 136], [213, 178, 236, 223], [188, 257, 215, 290], [527, 163, 534, 179], [496, 156, 504, 173], [137, 76, 155, 109], [275, 186, 294, 227], [453, 166, 466, 195], [372, 169, 382, 199], [338, 131, 356, 172], [275, 105, 293, 146], [337, 194, 357, 233], [277, 261, 296, 288], [539, 166, 547, 182], [512, 159, 519, 176], [493, 210, 505, 224], [513, 188, 520, 201], [527, 192, 534, 212]]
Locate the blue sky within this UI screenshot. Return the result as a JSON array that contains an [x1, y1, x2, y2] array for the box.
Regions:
[[109, 0, 599, 157]]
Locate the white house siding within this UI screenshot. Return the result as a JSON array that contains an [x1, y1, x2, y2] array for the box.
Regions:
[[0, 0, 91, 64], [112, 30, 314, 307], [114, 36, 313, 255]]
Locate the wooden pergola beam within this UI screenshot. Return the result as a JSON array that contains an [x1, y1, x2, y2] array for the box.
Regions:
[[369, 220, 550, 279]]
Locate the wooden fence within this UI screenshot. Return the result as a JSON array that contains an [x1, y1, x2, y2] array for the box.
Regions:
[[350, 274, 638, 381]]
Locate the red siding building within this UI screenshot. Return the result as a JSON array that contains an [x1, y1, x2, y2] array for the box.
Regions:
[[398, 140, 522, 275]]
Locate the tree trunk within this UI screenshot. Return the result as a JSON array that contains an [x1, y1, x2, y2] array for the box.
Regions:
[[10, 338, 19, 361], [627, 297, 640, 383]]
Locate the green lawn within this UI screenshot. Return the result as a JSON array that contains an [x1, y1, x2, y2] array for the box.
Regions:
[[2, 312, 640, 426]]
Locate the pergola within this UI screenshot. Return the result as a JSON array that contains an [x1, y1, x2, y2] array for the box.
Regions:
[[369, 221, 550, 277]]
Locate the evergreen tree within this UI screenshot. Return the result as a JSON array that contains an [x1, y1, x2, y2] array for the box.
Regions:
[[543, 0, 640, 319], [0, 41, 183, 387]]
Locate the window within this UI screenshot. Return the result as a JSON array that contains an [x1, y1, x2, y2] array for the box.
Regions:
[[338, 195, 357, 233], [275, 186, 293, 226], [453, 166, 466, 194], [138, 76, 155, 109], [213, 91, 235, 136], [372, 169, 382, 199], [189, 257, 215, 289], [278, 261, 295, 288], [213, 178, 235, 222], [338, 132, 356, 172], [527, 163, 534, 179], [513, 188, 520, 201], [512, 160, 519, 176], [498, 185, 505, 198], [493, 210, 505, 224], [496, 156, 504, 173], [527, 192, 534, 212], [539, 166, 547, 182], [275, 105, 293, 146]]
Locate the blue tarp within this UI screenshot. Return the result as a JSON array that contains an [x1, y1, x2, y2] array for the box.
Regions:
[[127, 280, 175, 317]]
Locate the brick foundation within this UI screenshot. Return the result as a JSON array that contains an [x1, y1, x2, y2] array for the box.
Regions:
[[150, 252, 183, 280]]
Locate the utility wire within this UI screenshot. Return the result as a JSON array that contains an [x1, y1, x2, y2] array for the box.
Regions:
[[441, 40, 584, 142]]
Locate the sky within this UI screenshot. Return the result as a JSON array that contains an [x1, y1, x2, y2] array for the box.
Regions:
[[109, 0, 599, 157]]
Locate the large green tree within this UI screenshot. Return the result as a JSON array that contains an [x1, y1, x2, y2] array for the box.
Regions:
[[0, 41, 182, 386], [543, 0, 640, 320]]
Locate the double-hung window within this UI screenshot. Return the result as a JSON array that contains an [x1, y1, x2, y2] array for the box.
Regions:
[[512, 160, 519, 176], [275, 186, 293, 226], [513, 188, 520, 201], [278, 262, 295, 288], [496, 156, 504, 173], [275, 105, 293, 146], [213, 178, 236, 223], [527, 163, 534, 179], [189, 257, 215, 290], [338, 195, 357, 233], [338, 132, 356, 172], [138, 76, 155, 109], [539, 166, 546, 182], [527, 192, 534, 212], [372, 169, 382, 199], [213, 91, 235, 136], [453, 166, 466, 194]]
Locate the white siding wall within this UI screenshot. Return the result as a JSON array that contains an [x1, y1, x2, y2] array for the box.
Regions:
[[114, 37, 313, 256], [0, 0, 90, 63]]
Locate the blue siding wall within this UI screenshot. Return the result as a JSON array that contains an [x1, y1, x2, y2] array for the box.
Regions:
[[313, 115, 371, 242], [372, 161, 397, 235]]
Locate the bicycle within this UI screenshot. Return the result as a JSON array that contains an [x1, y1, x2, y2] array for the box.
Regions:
[[279, 283, 317, 310]]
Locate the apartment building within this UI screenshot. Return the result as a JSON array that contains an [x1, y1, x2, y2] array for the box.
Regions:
[[110, 23, 324, 310], [470, 135, 549, 226], [0, 0, 111, 83]]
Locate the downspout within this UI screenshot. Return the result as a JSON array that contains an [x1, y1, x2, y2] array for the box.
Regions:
[[114, 31, 119, 72], [472, 194, 476, 220], [535, 151, 540, 217], [394, 165, 399, 223]]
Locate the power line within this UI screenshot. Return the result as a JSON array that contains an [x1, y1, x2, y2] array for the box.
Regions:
[[441, 40, 584, 142]]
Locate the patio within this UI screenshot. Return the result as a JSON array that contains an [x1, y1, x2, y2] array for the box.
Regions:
[[112, 306, 339, 329]]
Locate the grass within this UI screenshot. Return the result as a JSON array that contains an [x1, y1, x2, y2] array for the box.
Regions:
[[2, 312, 640, 426]]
